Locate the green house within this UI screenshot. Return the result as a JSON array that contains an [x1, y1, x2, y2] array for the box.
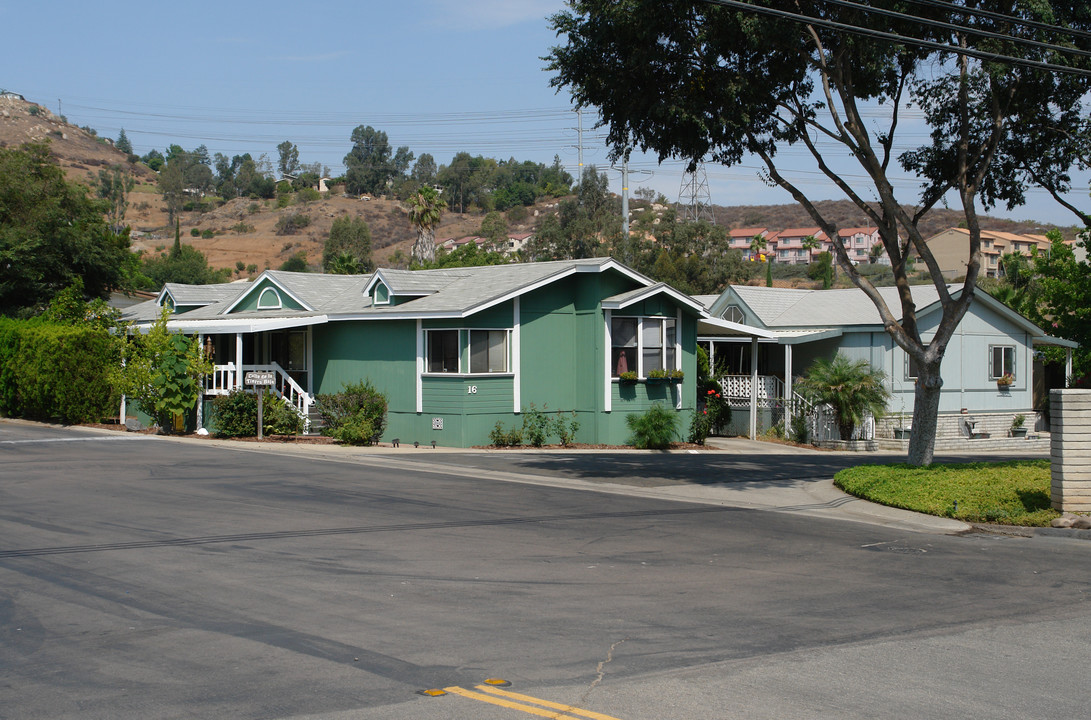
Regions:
[[123, 258, 753, 446]]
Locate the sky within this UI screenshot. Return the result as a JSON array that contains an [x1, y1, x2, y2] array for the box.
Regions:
[[2, 0, 1086, 229]]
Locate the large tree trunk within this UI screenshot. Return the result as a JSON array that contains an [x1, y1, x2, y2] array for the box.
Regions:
[[411, 229, 436, 265], [908, 360, 943, 466]]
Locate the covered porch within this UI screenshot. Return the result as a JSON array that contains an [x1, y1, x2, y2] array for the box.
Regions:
[[152, 315, 326, 433]]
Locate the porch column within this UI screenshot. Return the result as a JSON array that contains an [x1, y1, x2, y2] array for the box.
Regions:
[[235, 333, 243, 391], [196, 333, 204, 431], [784, 342, 793, 432], [1066, 347, 1074, 387], [709, 340, 715, 375], [750, 336, 759, 440]]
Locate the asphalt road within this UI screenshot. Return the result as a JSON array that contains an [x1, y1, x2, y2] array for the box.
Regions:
[[1, 421, 1088, 719]]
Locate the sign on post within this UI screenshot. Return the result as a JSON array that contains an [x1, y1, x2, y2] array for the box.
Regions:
[[245, 371, 275, 439]]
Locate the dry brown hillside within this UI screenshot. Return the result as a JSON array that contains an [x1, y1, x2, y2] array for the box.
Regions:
[[3, 92, 1075, 279]]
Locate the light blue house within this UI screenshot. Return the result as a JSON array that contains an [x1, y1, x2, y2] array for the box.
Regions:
[[698, 284, 1076, 439]]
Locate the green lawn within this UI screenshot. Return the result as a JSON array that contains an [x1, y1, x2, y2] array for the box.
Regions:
[[834, 460, 1058, 527]]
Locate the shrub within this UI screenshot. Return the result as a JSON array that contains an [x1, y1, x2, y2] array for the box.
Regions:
[[521, 403, 550, 447], [296, 187, 321, 203], [212, 390, 304, 438], [275, 213, 311, 235], [276, 193, 293, 209], [489, 421, 523, 447], [201, 229, 214, 239], [688, 408, 711, 444], [315, 380, 388, 445], [626, 403, 679, 449], [190, 227, 201, 237], [231, 222, 255, 234], [551, 411, 580, 447], [0, 318, 119, 424]]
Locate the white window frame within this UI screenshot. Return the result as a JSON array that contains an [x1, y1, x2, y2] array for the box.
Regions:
[[989, 344, 1016, 380], [257, 287, 282, 309], [611, 315, 679, 378], [423, 328, 512, 376]]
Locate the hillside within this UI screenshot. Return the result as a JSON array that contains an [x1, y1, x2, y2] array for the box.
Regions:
[[2, 92, 1076, 280]]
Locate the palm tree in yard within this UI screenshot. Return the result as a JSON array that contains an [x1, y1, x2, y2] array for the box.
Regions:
[[797, 353, 890, 441], [408, 186, 445, 265]]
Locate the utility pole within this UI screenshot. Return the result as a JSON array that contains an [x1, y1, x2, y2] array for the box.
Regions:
[[621, 157, 629, 239], [576, 108, 584, 187]]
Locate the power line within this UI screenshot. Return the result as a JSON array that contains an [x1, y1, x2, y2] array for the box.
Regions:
[[814, 0, 1091, 61], [895, 0, 1091, 42], [698, 0, 1091, 77]]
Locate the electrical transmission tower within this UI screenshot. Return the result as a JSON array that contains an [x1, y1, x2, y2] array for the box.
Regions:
[[677, 163, 716, 224]]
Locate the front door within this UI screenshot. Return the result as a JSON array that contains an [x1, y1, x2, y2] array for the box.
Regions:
[[268, 330, 308, 389]]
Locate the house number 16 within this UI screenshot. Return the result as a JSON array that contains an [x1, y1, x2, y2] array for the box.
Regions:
[[467, 385, 478, 394]]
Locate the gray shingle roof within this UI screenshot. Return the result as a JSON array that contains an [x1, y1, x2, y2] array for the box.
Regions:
[[123, 258, 631, 325], [731, 285, 946, 328]]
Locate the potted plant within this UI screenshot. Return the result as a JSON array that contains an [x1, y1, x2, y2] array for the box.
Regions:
[[997, 372, 1014, 389], [667, 368, 684, 384], [1010, 413, 1027, 438], [892, 401, 910, 440], [646, 369, 669, 384], [618, 370, 639, 385]]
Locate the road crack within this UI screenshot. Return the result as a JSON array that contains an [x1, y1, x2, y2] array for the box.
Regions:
[[580, 638, 627, 704]]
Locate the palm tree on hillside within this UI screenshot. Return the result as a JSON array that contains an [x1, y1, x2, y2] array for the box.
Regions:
[[409, 186, 445, 265]]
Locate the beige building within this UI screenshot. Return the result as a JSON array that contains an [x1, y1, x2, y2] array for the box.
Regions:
[[921, 228, 1052, 279]]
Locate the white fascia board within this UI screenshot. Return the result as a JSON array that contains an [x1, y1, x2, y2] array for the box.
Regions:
[[151, 315, 329, 334], [697, 316, 777, 339], [156, 287, 176, 307], [1033, 335, 1079, 349], [602, 284, 707, 314], [221, 272, 314, 315], [362, 269, 388, 295]]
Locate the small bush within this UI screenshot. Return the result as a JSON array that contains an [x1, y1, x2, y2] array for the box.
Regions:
[[688, 408, 711, 444], [212, 390, 303, 438], [315, 380, 388, 445], [296, 187, 321, 203], [521, 403, 549, 447], [489, 421, 523, 447], [231, 221, 255, 233], [551, 411, 580, 447], [275, 213, 311, 235], [248, 202, 261, 214], [276, 193, 293, 209], [626, 403, 679, 449], [190, 227, 201, 237]]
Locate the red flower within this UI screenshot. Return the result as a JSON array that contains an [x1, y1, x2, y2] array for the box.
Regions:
[[707, 389, 715, 395], [703, 410, 708, 414], [715, 393, 721, 398]]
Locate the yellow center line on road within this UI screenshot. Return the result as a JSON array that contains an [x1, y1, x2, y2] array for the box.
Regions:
[[441, 685, 626, 720], [474, 685, 626, 720]]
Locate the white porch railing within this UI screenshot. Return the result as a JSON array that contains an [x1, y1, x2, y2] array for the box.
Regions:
[[204, 361, 314, 433], [717, 374, 876, 441], [719, 374, 783, 408]]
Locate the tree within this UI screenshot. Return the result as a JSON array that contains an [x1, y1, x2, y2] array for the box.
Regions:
[[276, 140, 300, 178], [1031, 232, 1091, 381], [158, 158, 185, 225], [748, 234, 767, 261], [113, 307, 211, 433], [411, 153, 437, 185], [344, 125, 395, 196], [548, 0, 1091, 465], [0, 143, 134, 314], [479, 211, 509, 250], [323, 216, 373, 273], [115, 128, 132, 156], [408, 186, 445, 265], [97, 165, 135, 234], [416, 240, 508, 270], [797, 353, 891, 441], [141, 149, 164, 172]]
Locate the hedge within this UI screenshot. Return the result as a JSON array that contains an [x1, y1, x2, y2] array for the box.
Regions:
[[0, 318, 119, 424]]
